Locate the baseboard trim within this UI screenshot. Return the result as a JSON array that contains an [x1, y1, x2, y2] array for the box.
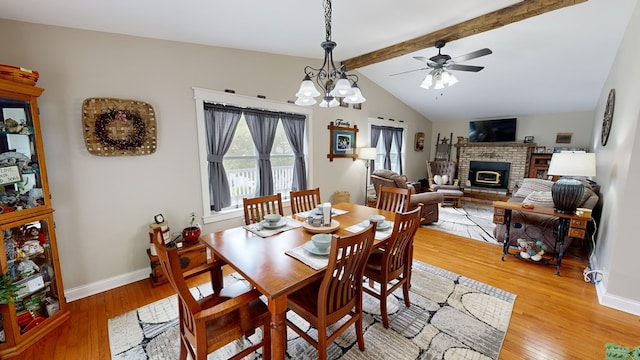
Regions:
[[64, 268, 149, 302], [590, 254, 640, 316]]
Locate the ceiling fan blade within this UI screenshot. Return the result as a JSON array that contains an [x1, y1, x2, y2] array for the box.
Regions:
[[413, 56, 429, 62], [389, 67, 429, 76], [447, 64, 485, 72], [451, 48, 492, 63]]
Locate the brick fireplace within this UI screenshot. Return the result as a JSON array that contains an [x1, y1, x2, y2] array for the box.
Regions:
[[455, 142, 534, 195]]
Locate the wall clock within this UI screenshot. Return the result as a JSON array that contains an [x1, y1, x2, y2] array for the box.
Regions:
[[601, 88, 615, 146]]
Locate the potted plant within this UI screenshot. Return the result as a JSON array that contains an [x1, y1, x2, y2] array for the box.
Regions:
[[181, 212, 201, 244]]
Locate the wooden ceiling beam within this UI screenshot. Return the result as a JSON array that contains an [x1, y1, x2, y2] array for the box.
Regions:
[[342, 0, 587, 71]]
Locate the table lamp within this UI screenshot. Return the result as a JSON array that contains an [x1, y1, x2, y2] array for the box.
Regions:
[[358, 147, 377, 205], [546, 151, 596, 214]]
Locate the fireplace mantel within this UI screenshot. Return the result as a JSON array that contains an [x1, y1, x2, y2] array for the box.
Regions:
[[455, 142, 535, 194]]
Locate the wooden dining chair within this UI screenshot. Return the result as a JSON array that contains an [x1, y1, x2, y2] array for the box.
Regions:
[[242, 193, 284, 225], [285, 224, 376, 360], [363, 203, 423, 328], [152, 228, 271, 360], [376, 185, 411, 213], [290, 187, 321, 214]]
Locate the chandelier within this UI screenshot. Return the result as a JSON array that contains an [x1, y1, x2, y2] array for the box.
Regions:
[[295, 0, 366, 108], [419, 68, 458, 90]]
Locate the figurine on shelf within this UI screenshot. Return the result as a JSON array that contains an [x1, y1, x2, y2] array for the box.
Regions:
[[26, 227, 46, 245]]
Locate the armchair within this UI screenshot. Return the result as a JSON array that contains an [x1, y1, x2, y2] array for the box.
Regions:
[[426, 161, 462, 191], [370, 169, 443, 224]]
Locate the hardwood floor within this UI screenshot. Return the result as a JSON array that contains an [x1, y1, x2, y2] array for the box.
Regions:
[[9, 226, 639, 359]]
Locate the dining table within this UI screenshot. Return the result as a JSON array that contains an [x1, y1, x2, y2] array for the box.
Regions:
[[199, 202, 396, 359]]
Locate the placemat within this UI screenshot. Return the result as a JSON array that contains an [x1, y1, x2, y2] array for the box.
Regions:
[[285, 243, 329, 270], [344, 220, 394, 241], [243, 217, 303, 237]]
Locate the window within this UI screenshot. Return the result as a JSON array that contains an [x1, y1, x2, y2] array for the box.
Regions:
[[194, 89, 312, 221], [370, 121, 406, 174]]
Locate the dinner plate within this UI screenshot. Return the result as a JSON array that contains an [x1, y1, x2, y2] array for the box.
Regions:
[[302, 241, 330, 256], [260, 218, 287, 229]]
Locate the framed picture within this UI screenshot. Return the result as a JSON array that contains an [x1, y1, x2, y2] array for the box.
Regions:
[[414, 132, 425, 151], [327, 121, 358, 161], [524, 136, 534, 143], [556, 132, 572, 144], [352, 103, 362, 110], [534, 146, 546, 153], [339, 97, 348, 108]]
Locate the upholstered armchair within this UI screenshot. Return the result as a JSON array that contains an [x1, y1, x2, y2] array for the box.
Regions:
[[370, 169, 443, 224], [426, 161, 462, 191]]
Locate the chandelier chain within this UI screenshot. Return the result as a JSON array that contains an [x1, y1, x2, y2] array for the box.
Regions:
[[324, 0, 332, 41]]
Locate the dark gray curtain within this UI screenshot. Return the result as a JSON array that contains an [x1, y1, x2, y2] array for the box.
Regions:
[[244, 110, 279, 196], [281, 114, 308, 191], [393, 128, 404, 174], [370, 126, 382, 174], [204, 104, 242, 211]]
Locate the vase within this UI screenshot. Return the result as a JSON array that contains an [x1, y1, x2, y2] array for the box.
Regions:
[[181, 227, 201, 244]]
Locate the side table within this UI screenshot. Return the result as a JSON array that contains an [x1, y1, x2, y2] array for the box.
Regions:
[[147, 241, 207, 286], [492, 201, 591, 275]]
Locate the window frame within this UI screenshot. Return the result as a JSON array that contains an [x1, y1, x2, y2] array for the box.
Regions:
[[367, 117, 407, 174], [194, 88, 313, 224]]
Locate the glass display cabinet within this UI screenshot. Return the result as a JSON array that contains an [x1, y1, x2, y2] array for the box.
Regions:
[[0, 78, 68, 358]]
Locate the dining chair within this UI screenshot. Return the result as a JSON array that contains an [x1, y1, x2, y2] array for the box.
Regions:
[[363, 203, 423, 328], [290, 187, 321, 214], [242, 193, 284, 225], [376, 185, 411, 213], [152, 228, 271, 360], [285, 223, 376, 360]]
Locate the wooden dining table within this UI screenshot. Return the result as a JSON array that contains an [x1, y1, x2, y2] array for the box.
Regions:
[[199, 202, 396, 359]]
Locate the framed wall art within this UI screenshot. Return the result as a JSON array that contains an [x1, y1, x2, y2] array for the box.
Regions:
[[555, 132, 572, 144], [327, 121, 358, 161], [414, 132, 425, 151]]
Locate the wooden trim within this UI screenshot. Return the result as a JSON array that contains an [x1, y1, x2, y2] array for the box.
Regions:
[[342, 0, 587, 70]]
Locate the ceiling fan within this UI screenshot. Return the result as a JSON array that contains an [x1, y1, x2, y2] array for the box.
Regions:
[[391, 40, 492, 89]]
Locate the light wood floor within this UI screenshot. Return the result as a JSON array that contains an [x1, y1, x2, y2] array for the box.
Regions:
[[9, 226, 640, 359]]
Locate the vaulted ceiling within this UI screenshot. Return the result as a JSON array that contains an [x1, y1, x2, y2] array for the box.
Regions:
[[1, 0, 636, 121]]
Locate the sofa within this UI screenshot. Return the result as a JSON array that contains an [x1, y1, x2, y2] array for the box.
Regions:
[[493, 178, 599, 253], [370, 169, 443, 224]]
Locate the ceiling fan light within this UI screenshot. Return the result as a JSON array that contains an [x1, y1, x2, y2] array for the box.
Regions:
[[441, 70, 451, 83], [296, 77, 321, 98], [295, 96, 317, 106], [448, 74, 459, 86], [343, 84, 366, 104], [434, 81, 445, 90], [420, 74, 433, 89]]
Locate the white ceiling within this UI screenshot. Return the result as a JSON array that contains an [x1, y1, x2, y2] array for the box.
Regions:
[[1, 0, 637, 122]]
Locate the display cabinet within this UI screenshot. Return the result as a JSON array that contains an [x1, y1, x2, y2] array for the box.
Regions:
[[0, 78, 69, 358], [528, 153, 553, 179]]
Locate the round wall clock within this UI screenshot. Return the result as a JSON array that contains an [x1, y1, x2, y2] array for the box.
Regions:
[[601, 88, 615, 146], [154, 213, 164, 224]]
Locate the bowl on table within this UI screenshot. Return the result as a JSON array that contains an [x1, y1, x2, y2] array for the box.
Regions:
[[368, 214, 385, 226], [263, 213, 282, 225], [311, 233, 332, 252]]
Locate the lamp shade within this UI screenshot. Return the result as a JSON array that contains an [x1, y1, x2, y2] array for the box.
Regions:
[[358, 147, 377, 160], [547, 151, 596, 214], [547, 152, 596, 177]]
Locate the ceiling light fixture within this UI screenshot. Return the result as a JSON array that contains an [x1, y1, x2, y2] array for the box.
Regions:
[[419, 68, 458, 90], [295, 0, 366, 108]]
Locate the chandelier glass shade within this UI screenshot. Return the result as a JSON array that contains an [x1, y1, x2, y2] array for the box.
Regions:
[[419, 68, 458, 90], [295, 0, 366, 108]]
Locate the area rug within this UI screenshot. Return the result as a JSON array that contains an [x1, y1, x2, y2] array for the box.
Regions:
[[109, 261, 516, 360], [425, 203, 499, 244]]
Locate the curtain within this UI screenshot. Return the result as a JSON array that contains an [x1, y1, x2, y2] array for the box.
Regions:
[[393, 128, 404, 174], [370, 126, 382, 174], [204, 104, 242, 211], [381, 127, 394, 170], [244, 110, 279, 196], [281, 114, 308, 191]]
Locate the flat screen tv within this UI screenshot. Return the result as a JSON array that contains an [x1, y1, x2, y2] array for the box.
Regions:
[[469, 118, 517, 143]]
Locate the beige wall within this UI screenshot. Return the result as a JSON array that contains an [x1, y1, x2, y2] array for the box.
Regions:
[[0, 20, 431, 299], [430, 111, 595, 161], [589, 1, 640, 314]]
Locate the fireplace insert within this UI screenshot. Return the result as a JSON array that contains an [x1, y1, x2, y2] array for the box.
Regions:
[[469, 161, 510, 190]]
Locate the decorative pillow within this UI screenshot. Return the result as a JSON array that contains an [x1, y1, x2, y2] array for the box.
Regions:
[[434, 175, 443, 185], [442, 174, 450, 185], [514, 178, 554, 198], [522, 191, 555, 208]]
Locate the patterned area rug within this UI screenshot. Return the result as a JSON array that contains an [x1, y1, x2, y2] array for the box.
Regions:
[[109, 261, 515, 360], [425, 203, 499, 244]]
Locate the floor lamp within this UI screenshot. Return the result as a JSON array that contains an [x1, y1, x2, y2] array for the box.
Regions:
[[358, 147, 377, 205], [547, 151, 596, 214]]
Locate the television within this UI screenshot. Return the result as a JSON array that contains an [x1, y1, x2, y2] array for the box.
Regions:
[[469, 118, 517, 143]]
